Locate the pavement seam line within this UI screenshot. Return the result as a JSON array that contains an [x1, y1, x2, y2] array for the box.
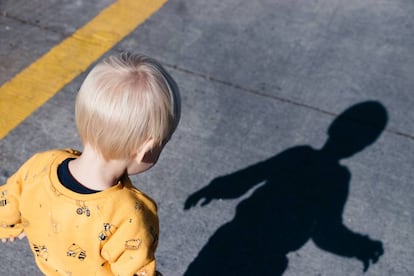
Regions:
[[1, 11, 69, 36], [0, 0, 167, 140], [165, 63, 414, 142]]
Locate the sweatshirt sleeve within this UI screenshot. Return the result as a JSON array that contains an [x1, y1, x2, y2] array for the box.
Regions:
[[101, 198, 159, 276], [0, 154, 37, 238]]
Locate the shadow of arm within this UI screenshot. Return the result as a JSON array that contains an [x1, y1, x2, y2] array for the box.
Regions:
[[184, 146, 310, 209], [312, 219, 384, 272], [184, 157, 274, 209]]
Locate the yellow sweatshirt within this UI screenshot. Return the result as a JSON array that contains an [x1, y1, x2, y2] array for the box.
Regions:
[[0, 149, 159, 276]]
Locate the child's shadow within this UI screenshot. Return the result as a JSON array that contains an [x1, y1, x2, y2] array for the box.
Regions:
[[184, 101, 386, 275]]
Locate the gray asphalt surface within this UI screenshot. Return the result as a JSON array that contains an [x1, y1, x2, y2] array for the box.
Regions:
[[0, 0, 413, 275]]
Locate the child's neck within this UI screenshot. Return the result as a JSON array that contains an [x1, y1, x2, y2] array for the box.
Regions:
[[68, 145, 129, 191]]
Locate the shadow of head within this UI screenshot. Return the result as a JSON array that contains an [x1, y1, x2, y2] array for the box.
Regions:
[[324, 101, 388, 159]]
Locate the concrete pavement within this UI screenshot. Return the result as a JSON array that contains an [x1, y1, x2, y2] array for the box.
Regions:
[[1, 0, 413, 275]]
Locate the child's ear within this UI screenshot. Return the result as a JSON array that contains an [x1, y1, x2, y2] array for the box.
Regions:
[[133, 138, 162, 164], [142, 140, 163, 164]]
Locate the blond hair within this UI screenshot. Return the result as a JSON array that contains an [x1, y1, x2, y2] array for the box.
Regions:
[[75, 52, 180, 160]]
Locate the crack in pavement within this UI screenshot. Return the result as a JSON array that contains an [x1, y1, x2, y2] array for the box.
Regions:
[[0, 11, 69, 36]]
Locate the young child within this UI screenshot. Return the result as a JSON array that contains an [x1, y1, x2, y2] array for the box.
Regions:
[[0, 52, 180, 276]]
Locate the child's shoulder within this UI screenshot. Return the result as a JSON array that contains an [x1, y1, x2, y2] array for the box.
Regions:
[[30, 148, 81, 161], [36, 148, 81, 157], [18, 148, 79, 170], [117, 181, 158, 216], [129, 187, 158, 212], [108, 185, 159, 227]]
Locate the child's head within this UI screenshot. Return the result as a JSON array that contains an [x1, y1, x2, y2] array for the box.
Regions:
[[75, 52, 180, 161]]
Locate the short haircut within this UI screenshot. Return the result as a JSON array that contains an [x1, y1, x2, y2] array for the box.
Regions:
[[75, 52, 180, 160]]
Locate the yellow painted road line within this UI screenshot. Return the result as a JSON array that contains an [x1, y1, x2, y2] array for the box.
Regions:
[[0, 0, 167, 139]]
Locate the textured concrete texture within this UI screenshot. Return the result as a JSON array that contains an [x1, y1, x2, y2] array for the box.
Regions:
[[1, 0, 413, 275]]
